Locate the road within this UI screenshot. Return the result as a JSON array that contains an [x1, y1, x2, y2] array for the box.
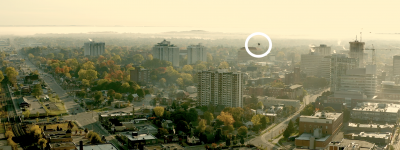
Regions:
[[248, 88, 328, 150]]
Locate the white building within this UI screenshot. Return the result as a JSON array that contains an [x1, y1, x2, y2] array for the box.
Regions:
[[152, 40, 180, 67], [197, 69, 243, 107], [84, 41, 105, 56], [187, 43, 207, 65]]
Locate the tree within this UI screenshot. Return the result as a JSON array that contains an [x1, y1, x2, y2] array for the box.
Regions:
[[68, 121, 75, 129], [94, 91, 103, 104], [342, 106, 351, 122], [46, 53, 54, 59], [128, 94, 134, 101], [5, 67, 18, 84], [218, 61, 229, 69], [176, 78, 184, 88], [36, 111, 40, 117], [215, 128, 222, 142], [176, 120, 190, 133], [182, 65, 193, 72], [240, 136, 245, 145], [147, 54, 153, 60], [7, 138, 17, 150], [260, 116, 270, 129], [154, 106, 164, 117], [5, 131, 14, 139], [136, 89, 145, 98], [132, 54, 144, 64], [270, 80, 284, 88], [257, 101, 264, 109], [81, 79, 90, 87], [197, 119, 207, 133], [159, 128, 169, 137], [107, 89, 115, 98], [237, 126, 248, 137], [251, 114, 262, 126], [32, 84, 43, 97], [38, 138, 47, 150], [115, 93, 122, 100], [159, 78, 166, 87], [301, 103, 315, 116], [89, 132, 103, 144], [226, 138, 231, 146], [204, 111, 214, 125], [0, 71, 4, 83], [84, 128, 89, 135], [57, 53, 64, 59], [217, 112, 235, 126], [195, 63, 207, 71], [283, 120, 295, 139], [187, 108, 198, 123], [323, 106, 336, 112]]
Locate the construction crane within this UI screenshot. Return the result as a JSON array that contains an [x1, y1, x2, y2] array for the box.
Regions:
[[364, 44, 400, 64]]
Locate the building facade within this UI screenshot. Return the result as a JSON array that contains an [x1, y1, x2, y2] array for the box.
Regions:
[[349, 40, 365, 67], [197, 69, 243, 107], [301, 52, 324, 77], [393, 55, 400, 77], [312, 44, 331, 55], [187, 43, 207, 65], [84, 41, 105, 56], [130, 67, 150, 85], [152, 40, 180, 67], [351, 102, 400, 123], [339, 66, 377, 98], [330, 54, 359, 93]]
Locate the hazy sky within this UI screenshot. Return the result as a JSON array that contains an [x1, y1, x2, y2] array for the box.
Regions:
[[1, 0, 400, 36]]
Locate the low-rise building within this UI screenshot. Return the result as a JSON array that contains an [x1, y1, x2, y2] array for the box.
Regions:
[[49, 142, 76, 150], [42, 130, 72, 143], [328, 139, 376, 150], [259, 97, 301, 108], [121, 132, 158, 150], [99, 111, 135, 123], [295, 112, 343, 149], [344, 123, 394, 133], [143, 143, 184, 150], [348, 132, 392, 145], [351, 102, 400, 123]]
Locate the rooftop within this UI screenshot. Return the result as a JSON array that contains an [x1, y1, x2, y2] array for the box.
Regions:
[[122, 132, 157, 141], [295, 133, 330, 142], [144, 143, 184, 150], [329, 139, 375, 150], [348, 123, 394, 129], [301, 112, 342, 121], [49, 142, 76, 148], [82, 143, 118, 150], [352, 132, 391, 139], [352, 102, 400, 113]]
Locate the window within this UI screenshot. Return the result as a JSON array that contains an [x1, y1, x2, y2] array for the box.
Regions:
[[326, 126, 328, 129]]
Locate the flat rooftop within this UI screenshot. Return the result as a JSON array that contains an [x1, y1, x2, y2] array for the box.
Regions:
[[295, 133, 330, 142], [353, 132, 391, 139], [82, 143, 118, 150], [348, 123, 394, 129], [49, 142, 76, 148], [329, 139, 375, 150], [121, 132, 157, 141], [352, 102, 400, 113], [300, 112, 342, 121]]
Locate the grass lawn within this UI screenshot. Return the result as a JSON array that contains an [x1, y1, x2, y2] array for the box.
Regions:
[[93, 108, 110, 112], [47, 103, 67, 116], [39, 122, 80, 131]]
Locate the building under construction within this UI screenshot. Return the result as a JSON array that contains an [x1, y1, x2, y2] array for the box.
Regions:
[[349, 40, 365, 67]]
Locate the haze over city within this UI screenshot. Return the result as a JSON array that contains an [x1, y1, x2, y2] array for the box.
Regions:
[[2, 1, 400, 150]]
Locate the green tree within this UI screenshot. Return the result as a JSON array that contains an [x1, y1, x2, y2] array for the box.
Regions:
[[301, 103, 315, 116], [159, 128, 169, 137], [323, 106, 336, 112], [197, 119, 207, 133], [251, 114, 262, 126], [154, 106, 164, 117], [5, 67, 18, 84], [127, 94, 134, 101], [204, 111, 214, 125], [159, 78, 166, 87], [132, 54, 144, 64], [283, 120, 295, 139], [94, 91, 103, 104], [115, 93, 122, 100], [0, 71, 4, 83], [237, 126, 248, 137], [218, 61, 229, 69], [182, 65, 193, 72], [32, 84, 43, 97], [46, 53, 54, 59], [176, 78, 184, 88], [57, 53, 64, 59], [270, 80, 284, 88], [240, 136, 245, 145], [257, 101, 264, 109], [38, 138, 47, 150], [89, 132, 103, 144], [260, 116, 270, 129]]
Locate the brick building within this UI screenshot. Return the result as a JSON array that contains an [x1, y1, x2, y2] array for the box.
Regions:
[[295, 112, 343, 149], [130, 67, 150, 86]]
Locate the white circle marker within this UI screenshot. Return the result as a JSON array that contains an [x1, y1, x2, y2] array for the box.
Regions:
[[245, 32, 272, 58]]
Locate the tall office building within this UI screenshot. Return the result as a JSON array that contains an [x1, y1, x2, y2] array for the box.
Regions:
[[152, 40, 180, 67], [330, 54, 359, 92], [187, 43, 207, 65], [197, 69, 243, 108], [393, 55, 400, 76], [339, 65, 377, 98], [349, 40, 365, 67], [300, 52, 324, 77], [311, 44, 331, 55], [84, 41, 105, 56], [319, 56, 331, 80]]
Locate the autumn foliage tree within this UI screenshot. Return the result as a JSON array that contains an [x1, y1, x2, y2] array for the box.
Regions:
[[154, 106, 164, 117], [217, 112, 235, 126]]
